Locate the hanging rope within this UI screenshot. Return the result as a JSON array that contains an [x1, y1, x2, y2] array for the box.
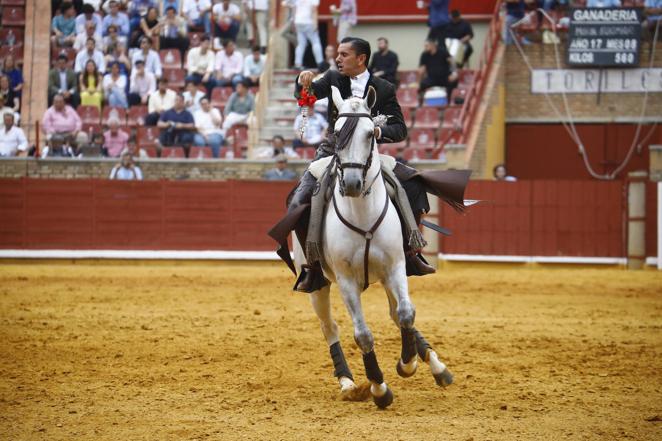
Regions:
[[508, 9, 660, 180]]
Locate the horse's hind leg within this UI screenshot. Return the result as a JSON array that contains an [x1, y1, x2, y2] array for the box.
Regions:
[[308, 286, 357, 396], [383, 273, 418, 378], [413, 330, 454, 387]]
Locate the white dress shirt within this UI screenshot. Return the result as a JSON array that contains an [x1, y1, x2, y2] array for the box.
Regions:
[[350, 68, 370, 97], [215, 50, 244, 78], [0, 124, 27, 156], [194, 108, 223, 136], [131, 49, 163, 78], [75, 49, 106, 73]]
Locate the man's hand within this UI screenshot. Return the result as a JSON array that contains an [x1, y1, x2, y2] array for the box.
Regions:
[[298, 70, 315, 89]]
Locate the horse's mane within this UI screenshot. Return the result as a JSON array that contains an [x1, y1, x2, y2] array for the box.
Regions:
[[334, 99, 368, 151]]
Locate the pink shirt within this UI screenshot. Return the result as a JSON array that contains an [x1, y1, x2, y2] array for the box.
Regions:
[[103, 129, 130, 157], [215, 50, 244, 78], [42, 105, 82, 135]]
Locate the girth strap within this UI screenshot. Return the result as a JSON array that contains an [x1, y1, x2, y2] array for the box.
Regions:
[[332, 185, 390, 291]]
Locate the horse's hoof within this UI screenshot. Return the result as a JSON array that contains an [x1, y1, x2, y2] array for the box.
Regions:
[[340, 382, 371, 402], [396, 358, 417, 378], [433, 368, 454, 388], [371, 385, 394, 409]]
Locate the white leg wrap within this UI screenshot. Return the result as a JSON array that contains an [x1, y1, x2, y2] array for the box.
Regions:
[[339, 376, 356, 392], [428, 351, 447, 375], [400, 357, 418, 375]]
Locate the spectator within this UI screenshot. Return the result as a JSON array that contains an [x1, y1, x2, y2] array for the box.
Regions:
[[132, 6, 162, 48], [264, 154, 297, 180], [446, 10, 474, 68], [293, 0, 323, 69], [79, 59, 104, 109], [293, 102, 327, 148], [503, 0, 533, 45], [418, 38, 457, 99], [182, 0, 212, 35], [643, 1, 662, 40], [127, 0, 158, 35], [318, 45, 338, 73], [222, 80, 254, 131], [0, 75, 19, 115], [75, 4, 103, 37], [75, 37, 106, 73], [185, 35, 215, 92], [493, 163, 517, 182], [103, 24, 128, 51], [243, 46, 266, 87], [132, 37, 162, 78], [102, 0, 130, 37], [104, 43, 131, 75], [103, 62, 128, 108], [103, 115, 130, 157], [52, 2, 78, 47], [330, 0, 357, 43], [369, 37, 398, 85], [48, 54, 80, 107], [0, 95, 19, 124], [42, 94, 88, 146], [84, 132, 106, 156], [159, 6, 189, 57], [193, 97, 224, 157], [128, 59, 156, 106], [423, 0, 450, 45], [212, 0, 241, 43], [160, 0, 181, 15], [246, 0, 269, 53], [215, 40, 244, 88], [587, 0, 621, 6], [157, 93, 195, 151], [146, 78, 177, 125], [271, 134, 286, 156], [41, 134, 77, 158], [0, 113, 27, 157], [183, 81, 204, 113], [74, 21, 103, 52], [1, 55, 24, 99], [109, 150, 143, 180]]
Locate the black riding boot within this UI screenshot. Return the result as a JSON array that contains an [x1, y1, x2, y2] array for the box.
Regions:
[[289, 171, 330, 293]]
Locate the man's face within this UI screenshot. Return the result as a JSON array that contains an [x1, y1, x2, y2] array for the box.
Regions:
[[226, 43, 235, 55], [66, 6, 75, 17], [159, 81, 167, 92], [272, 138, 284, 149], [236, 83, 246, 94], [324, 45, 335, 59], [57, 58, 67, 70], [110, 121, 119, 132], [110, 2, 118, 14], [336, 43, 364, 76], [201, 39, 210, 52], [201, 99, 211, 112], [174, 96, 185, 110], [378, 39, 387, 52], [3, 113, 13, 128], [86, 39, 95, 52], [495, 166, 507, 180], [136, 63, 144, 74], [452, 13, 461, 23], [252, 50, 260, 61], [141, 39, 149, 51], [276, 160, 287, 171], [54, 96, 65, 110], [167, 8, 175, 18], [121, 154, 131, 167], [424, 40, 436, 53], [86, 25, 96, 36]]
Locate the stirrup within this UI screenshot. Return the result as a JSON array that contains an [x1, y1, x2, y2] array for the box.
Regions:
[[293, 264, 330, 293], [405, 253, 436, 276]]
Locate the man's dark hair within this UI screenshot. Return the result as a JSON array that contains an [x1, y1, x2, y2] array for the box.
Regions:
[[272, 135, 285, 143], [377, 37, 388, 44], [252, 46, 261, 53], [82, 3, 95, 14], [57, 53, 68, 61], [86, 36, 96, 44], [451, 9, 461, 19], [158, 77, 169, 85], [200, 35, 210, 42], [61, 2, 73, 13], [166, 6, 176, 13], [340, 37, 371, 66]]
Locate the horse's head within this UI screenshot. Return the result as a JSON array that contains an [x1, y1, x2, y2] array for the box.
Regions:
[[331, 85, 377, 198]]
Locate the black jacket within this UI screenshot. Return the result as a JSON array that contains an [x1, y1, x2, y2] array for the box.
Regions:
[[294, 69, 407, 144]]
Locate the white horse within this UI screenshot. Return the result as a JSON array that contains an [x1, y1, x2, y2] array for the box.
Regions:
[[294, 86, 453, 409]]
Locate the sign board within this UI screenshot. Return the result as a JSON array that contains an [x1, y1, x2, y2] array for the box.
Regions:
[[531, 68, 662, 94], [567, 8, 642, 67]]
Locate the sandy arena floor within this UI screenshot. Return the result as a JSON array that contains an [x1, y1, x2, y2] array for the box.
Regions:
[[0, 262, 661, 440]]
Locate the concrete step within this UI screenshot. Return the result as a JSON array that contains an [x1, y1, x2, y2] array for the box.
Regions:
[[261, 125, 297, 139], [265, 106, 299, 118]]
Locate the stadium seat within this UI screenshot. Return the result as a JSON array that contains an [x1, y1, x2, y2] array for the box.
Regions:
[[159, 49, 182, 69], [51, 47, 76, 67], [136, 126, 161, 147], [0, 45, 23, 63], [77, 105, 101, 125], [450, 87, 469, 107], [401, 107, 413, 128], [210, 87, 233, 107], [442, 107, 462, 129], [189, 146, 212, 159], [458, 69, 476, 86], [1, 7, 25, 26], [163, 68, 185, 89], [402, 147, 441, 161], [396, 88, 418, 110], [0, 27, 23, 46], [408, 128, 437, 149], [398, 70, 418, 87], [81, 123, 102, 138], [0, 0, 26, 5], [161, 146, 186, 158], [102, 106, 127, 124], [413, 107, 440, 129], [299, 147, 316, 160], [438, 127, 463, 146], [142, 146, 158, 158], [127, 105, 148, 127]]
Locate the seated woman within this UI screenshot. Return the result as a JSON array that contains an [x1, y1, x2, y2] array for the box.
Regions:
[[102, 62, 128, 108], [132, 6, 161, 49], [79, 59, 103, 110], [0, 75, 20, 115], [1, 55, 23, 100]]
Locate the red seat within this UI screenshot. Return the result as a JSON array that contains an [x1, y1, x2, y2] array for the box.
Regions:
[[0, 45, 23, 63], [413, 107, 440, 129], [82, 123, 102, 137], [396, 88, 418, 110], [229, 124, 248, 149], [458, 69, 476, 87], [0, 27, 23, 46], [210, 87, 233, 107], [442, 107, 462, 129], [102, 106, 127, 124], [159, 49, 182, 69], [1, 7, 25, 26], [378, 142, 407, 157], [450, 87, 469, 107], [127, 105, 148, 127], [408, 128, 437, 149], [51, 47, 76, 67], [299, 147, 316, 160], [142, 146, 158, 158], [401, 107, 413, 128], [77, 105, 101, 125], [136, 126, 161, 147], [162, 68, 185, 89], [402, 147, 442, 161], [189, 146, 212, 159], [438, 127, 463, 146], [398, 70, 418, 87], [161, 146, 186, 158]]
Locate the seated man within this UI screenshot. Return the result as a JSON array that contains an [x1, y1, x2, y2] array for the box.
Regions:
[[193, 97, 224, 158], [74, 22, 103, 53], [243, 46, 265, 87], [215, 40, 244, 88], [146, 77, 176, 125], [369, 37, 398, 85], [418, 38, 457, 100], [264, 154, 297, 181], [41, 93, 88, 148], [157, 93, 196, 152], [445, 10, 473, 68], [212, 0, 242, 43], [40, 134, 76, 158], [128, 59, 156, 106], [0, 112, 27, 157], [185, 35, 216, 93], [222, 80, 254, 131], [182, 0, 212, 34], [159, 6, 190, 57], [102, 0, 130, 38], [75, 4, 103, 37], [52, 2, 77, 47], [74, 37, 106, 74], [48, 54, 80, 107], [103, 116, 130, 157], [183, 81, 205, 113]]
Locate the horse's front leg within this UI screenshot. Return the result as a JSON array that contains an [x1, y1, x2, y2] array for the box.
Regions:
[[336, 276, 394, 409], [383, 270, 419, 378]]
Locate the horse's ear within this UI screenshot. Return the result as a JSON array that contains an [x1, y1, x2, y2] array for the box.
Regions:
[[331, 85, 344, 111], [366, 86, 377, 110]]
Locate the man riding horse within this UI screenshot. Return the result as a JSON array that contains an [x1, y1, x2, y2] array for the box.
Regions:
[[270, 37, 470, 293]]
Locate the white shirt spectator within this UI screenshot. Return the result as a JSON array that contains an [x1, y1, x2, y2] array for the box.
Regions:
[[130, 70, 157, 98], [186, 46, 215, 76], [294, 111, 327, 144], [75, 49, 106, 73], [0, 107, 20, 124], [243, 54, 266, 78], [182, 0, 211, 21], [215, 50, 244, 78], [212, 2, 241, 21], [109, 164, 143, 180], [0, 124, 27, 156], [83, 0, 103, 11], [294, 0, 319, 25], [102, 73, 128, 94], [194, 107, 223, 136], [131, 49, 163, 78], [183, 89, 205, 113], [148, 88, 177, 114], [73, 32, 103, 52], [75, 13, 103, 36], [350, 68, 370, 98]]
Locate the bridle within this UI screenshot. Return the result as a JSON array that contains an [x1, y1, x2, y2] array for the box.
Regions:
[[333, 112, 378, 198]]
